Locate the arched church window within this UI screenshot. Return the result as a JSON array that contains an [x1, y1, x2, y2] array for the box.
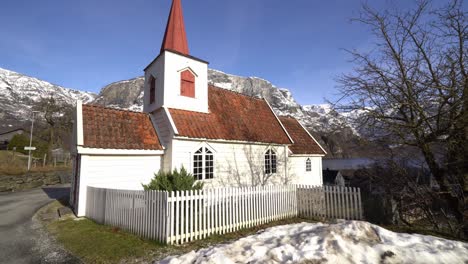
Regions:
[[193, 147, 214, 180], [180, 70, 195, 98], [264, 149, 277, 174], [306, 158, 312, 172]]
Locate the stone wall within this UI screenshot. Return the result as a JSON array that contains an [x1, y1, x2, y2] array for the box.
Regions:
[[0, 170, 71, 192]]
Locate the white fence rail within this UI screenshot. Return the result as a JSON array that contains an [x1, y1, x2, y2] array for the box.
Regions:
[[86, 185, 362, 245]]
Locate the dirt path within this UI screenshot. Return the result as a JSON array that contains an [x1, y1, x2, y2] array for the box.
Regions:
[[0, 185, 79, 264]]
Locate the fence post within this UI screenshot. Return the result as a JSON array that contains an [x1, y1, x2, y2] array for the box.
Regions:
[[162, 191, 167, 244], [357, 187, 363, 220], [355, 187, 360, 220], [102, 188, 107, 224], [344, 187, 349, 220]]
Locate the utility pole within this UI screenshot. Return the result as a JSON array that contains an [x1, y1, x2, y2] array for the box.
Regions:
[[27, 111, 39, 171]]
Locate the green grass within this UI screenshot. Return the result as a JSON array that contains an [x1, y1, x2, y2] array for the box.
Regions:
[[46, 215, 317, 264], [48, 219, 167, 264]]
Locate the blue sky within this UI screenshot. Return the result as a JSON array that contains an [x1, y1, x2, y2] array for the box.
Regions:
[[0, 0, 441, 105]]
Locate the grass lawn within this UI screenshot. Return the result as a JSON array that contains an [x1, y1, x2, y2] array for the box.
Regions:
[[0, 150, 70, 175], [46, 211, 318, 264]]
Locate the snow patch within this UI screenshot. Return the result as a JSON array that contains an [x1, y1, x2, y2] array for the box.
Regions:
[[158, 221, 468, 264]]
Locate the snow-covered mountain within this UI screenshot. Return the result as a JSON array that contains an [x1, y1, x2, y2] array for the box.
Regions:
[[0, 67, 97, 128], [0, 67, 364, 157], [92, 69, 357, 134]]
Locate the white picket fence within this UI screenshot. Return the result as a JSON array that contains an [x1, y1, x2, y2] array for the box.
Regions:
[[86, 185, 362, 245], [297, 185, 363, 220]]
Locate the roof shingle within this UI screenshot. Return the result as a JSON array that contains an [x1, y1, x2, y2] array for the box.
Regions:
[[278, 116, 326, 155], [169, 86, 292, 145], [82, 104, 163, 150]]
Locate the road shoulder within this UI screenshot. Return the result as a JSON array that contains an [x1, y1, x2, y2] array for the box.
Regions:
[[32, 200, 81, 263]]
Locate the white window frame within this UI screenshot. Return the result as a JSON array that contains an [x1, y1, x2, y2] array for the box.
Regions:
[[264, 148, 277, 175], [193, 146, 214, 180], [306, 158, 312, 172]]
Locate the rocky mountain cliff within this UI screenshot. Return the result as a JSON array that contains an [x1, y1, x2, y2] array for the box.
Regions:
[[0, 67, 367, 157], [92, 69, 353, 134], [92, 69, 369, 157], [0, 68, 96, 129]]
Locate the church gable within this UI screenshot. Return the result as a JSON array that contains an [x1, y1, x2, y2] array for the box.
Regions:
[[168, 86, 292, 145], [278, 116, 326, 155]]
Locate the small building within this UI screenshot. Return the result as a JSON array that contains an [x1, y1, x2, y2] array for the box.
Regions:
[[322, 169, 347, 187], [70, 0, 327, 216]]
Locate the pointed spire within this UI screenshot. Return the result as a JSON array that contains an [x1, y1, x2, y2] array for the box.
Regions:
[[161, 0, 189, 55]]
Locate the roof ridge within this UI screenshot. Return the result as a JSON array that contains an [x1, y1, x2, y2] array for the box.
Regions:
[[83, 103, 147, 115], [278, 115, 298, 120], [208, 85, 264, 101]]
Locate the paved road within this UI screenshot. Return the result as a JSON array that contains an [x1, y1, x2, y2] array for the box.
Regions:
[[0, 185, 77, 264]]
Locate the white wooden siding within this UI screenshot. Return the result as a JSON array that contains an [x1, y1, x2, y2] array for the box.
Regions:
[[171, 139, 289, 187], [76, 155, 162, 216], [289, 156, 323, 186], [144, 51, 209, 114]]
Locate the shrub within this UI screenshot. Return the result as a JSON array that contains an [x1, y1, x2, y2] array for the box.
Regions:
[[8, 133, 48, 158], [142, 167, 204, 192], [8, 134, 30, 155]]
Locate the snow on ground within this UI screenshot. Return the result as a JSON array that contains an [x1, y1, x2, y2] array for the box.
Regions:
[[158, 221, 468, 264]]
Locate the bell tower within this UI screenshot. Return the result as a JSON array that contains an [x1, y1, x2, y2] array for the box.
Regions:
[[143, 0, 209, 114]]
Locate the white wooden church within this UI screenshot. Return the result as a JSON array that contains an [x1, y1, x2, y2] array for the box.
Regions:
[[71, 0, 326, 216]]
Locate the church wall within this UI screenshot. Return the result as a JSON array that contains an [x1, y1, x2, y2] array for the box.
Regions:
[[144, 51, 209, 114], [76, 154, 162, 216], [162, 51, 209, 113], [144, 54, 165, 113], [288, 156, 323, 186], [170, 138, 290, 188]]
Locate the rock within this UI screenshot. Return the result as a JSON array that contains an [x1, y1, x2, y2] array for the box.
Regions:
[[24, 180, 44, 189], [57, 207, 73, 218]]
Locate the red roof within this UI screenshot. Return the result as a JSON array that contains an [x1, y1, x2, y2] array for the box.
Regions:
[[278, 116, 326, 155], [161, 0, 189, 55], [82, 104, 163, 150], [169, 86, 292, 145]]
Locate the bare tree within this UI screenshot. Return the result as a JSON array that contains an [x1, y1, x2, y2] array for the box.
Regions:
[[33, 96, 74, 150], [336, 0, 467, 236]]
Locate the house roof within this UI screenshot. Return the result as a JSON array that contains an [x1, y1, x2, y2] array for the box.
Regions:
[[82, 104, 163, 150], [323, 169, 340, 184], [278, 116, 326, 155], [169, 86, 292, 145], [0, 127, 24, 135], [161, 0, 189, 55]]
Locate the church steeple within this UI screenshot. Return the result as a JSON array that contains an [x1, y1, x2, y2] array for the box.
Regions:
[[144, 0, 208, 115], [160, 0, 189, 55]]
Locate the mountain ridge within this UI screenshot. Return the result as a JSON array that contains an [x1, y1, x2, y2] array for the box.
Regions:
[[0, 67, 363, 157]]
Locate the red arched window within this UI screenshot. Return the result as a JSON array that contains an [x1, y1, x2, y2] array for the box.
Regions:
[[180, 70, 195, 98], [149, 76, 156, 104]]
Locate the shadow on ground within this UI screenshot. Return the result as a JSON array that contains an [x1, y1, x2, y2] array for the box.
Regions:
[[41, 186, 70, 207]]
